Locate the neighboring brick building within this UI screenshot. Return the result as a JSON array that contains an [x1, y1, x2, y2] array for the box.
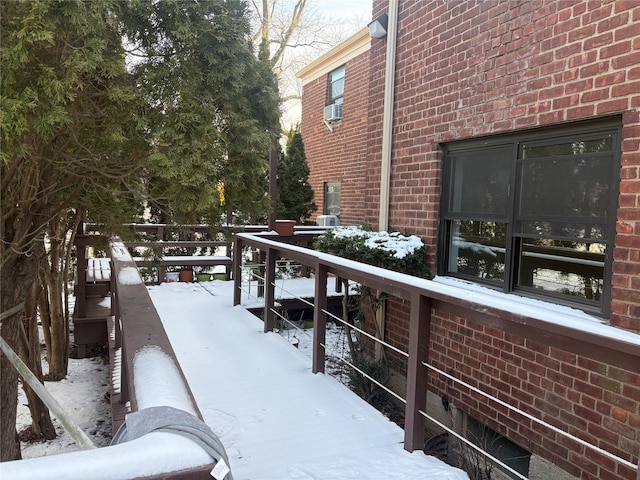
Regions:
[[299, 1, 639, 479], [297, 28, 371, 226]]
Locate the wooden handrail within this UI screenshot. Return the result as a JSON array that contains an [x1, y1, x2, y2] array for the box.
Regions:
[[233, 231, 640, 455]]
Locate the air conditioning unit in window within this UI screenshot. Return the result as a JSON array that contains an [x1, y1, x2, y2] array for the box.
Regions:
[[317, 215, 340, 227], [323, 104, 343, 122]]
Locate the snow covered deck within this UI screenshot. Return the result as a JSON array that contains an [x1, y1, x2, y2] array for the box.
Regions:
[[148, 280, 468, 480]]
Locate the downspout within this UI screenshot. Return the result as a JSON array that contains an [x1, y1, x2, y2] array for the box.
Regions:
[[378, 0, 399, 232], [375, 0, 399, 362]]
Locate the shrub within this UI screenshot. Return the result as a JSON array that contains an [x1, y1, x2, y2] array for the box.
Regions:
[[314, 226, 431, 279]]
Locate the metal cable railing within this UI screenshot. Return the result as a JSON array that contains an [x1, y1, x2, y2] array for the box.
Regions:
[[234, 234, 639, 479], [321, 307, 409, 359], [424, 362, 638, 471], [259, 273, 634, 478]]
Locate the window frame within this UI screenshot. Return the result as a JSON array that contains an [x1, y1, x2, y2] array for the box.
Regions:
[[323, 181, 341, 217], [327, 65, 346, 107], [439, 119, 621, 316]]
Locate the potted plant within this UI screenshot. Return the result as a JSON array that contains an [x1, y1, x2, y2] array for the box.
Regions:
[[196, 272, 211, 282], [179, 268, 193, 282], [275, 220, 295, 236]]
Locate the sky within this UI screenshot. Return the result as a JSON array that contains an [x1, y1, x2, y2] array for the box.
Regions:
[[280, 0, 373, 127], [317, 0, 372, 19]]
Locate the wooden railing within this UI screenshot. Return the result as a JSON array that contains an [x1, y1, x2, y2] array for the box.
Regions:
[[233, 231, 640, 477]]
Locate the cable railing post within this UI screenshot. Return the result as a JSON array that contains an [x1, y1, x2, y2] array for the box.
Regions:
[[404, 292, 431, 452], [264, 247, 276, 333], [233, 235, 243, 306], [312, 262, 328, 374]]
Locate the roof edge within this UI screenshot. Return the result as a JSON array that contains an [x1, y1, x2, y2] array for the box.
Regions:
[[296, 27, 371, 85]]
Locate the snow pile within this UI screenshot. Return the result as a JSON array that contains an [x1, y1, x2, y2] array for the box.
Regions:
[[133, 346, 197, 415], [117, 266, 142, 285], [331, 226, 424, 259]]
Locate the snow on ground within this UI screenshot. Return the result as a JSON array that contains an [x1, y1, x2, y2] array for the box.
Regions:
[[149, 280, 469, 479], [17, 355, 112, 458], [12, 278, 467, 479]]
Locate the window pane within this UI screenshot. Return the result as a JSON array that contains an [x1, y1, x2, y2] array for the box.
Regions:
[[330, 77, 345, 102], [522, 137, 613, 158], [448, 147, 511, 216], [448, 220, 506, 282], [324, 182, 341, 216], [518, 156, 611, 220], [329, 66, 345, 104], [518, 239, 605, 302], [517, 219, 607, 240]]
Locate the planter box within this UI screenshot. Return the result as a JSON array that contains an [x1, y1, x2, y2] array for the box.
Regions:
[[196, 273, 211, 282], [179, 269, 193, 282], [213, 273, 228, 281], [275, 220, 295, 236], [165, 272, 179, 283]]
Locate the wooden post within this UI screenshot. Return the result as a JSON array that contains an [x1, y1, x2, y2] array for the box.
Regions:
[[76, 240, 87, 318], [404, 293, 431, 451], [263, 247, 276, 333], [268, 141, 277, 231], [312, 263, 328, 374], [257, 250, 266, 298], [233, 236, 243, 306]]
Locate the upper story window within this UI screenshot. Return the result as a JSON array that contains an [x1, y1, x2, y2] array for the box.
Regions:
[[327, 66, 345, 106], [439, 119, 621, 316]]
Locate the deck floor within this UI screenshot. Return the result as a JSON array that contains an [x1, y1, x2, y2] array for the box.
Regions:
[[148, 280, 467, 480]]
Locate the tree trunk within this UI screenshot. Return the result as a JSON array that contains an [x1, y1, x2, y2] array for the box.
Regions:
[[40, 234, 68, 381], [18, 282, 56, 441], [342, 278, 358, 361], [1, 255, 39, 461]]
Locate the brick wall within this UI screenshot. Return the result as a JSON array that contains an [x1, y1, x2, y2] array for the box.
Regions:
[[299, 49, 370, 226], [365, 0, 640, 331], [363, 1, 640, 478]]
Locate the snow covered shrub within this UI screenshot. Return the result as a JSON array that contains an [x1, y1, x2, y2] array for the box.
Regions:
[[314, 226, 431, 279]]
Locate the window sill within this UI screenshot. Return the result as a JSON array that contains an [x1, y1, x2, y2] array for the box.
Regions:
[[432, 275, 606, 327]]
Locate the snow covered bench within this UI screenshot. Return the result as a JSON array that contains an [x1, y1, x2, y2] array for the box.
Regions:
[[73, 238, 114, 358]]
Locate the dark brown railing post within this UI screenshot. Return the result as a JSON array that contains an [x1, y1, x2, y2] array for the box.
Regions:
[[75, 237, 88, 318], [257, 250, 266, 298], [312, 262, 328, 374], [404, 293, 431, 451], [233, 236, 243, 306], [263, 247, 276, 333]]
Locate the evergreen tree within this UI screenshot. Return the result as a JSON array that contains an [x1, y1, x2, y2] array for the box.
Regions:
[[121, 0, 280, 225], [277, 127, 317, 224], [1, 0, 280, 459]]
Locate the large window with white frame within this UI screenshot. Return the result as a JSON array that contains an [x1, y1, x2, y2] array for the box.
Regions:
[[439, 119, 621, 315]]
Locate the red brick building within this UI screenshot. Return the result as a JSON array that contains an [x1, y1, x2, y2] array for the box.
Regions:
[[297, 28, 371, 226], [299, 1, 639, 479]]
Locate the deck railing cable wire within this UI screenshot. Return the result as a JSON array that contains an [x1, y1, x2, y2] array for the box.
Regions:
[[234, 233, 640, 478], [258, 269, 625, 478], [417, 407, 528, 480], [320, 342, 406, 405], [320, 302, 529, 478], [253, 262, 592, 478], [268, 279, 315, 308], [424, 362, 638, 471], [319, 318, 529, 478], [321, 307, 410, 359]]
